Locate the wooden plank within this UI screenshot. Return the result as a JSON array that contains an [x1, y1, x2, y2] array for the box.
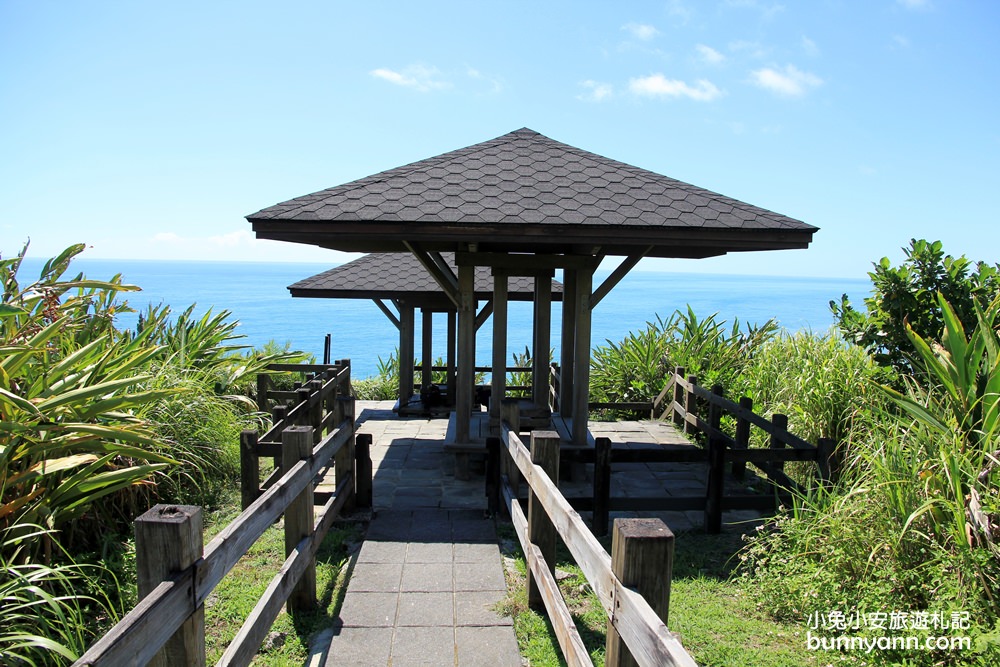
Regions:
[[282, 427, 316, 613], [532, 272, 553, 409], [501, 428, 696, 667], [372, 299, 401, 329], [456, 264, 475, 444], [240, 431, 259, 511], [559, 269, 577, 418], [593, 437, 611, 536], [527, 431, 559, 608], [73, 575, 194, 666], [491, 271, 509, 431], [502, 479, 594, 667], [571, 267, 593, 445]]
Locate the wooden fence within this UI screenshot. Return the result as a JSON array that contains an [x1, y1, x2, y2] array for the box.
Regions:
[[486, 429, 697, 667], [73, 361, 370, 667], [549, 365, 838, 534]]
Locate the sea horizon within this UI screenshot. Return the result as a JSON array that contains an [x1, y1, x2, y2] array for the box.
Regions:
[[17, 256, 872, 379]]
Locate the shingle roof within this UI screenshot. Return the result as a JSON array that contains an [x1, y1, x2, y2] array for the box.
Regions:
[[249, 128, 815, 258], [289, 252, 562, 304]]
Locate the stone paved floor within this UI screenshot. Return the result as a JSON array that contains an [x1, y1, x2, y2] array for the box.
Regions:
[[320, 402, 761, 666], [324, 404, 520, 667]]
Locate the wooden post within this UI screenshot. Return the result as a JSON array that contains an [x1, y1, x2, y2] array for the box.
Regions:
[[355, 433, 373, 509], [399, 304, 415, 408], [593, 436, 612, 536], [704, 385, 725, 534], [256, 374, 269, 414], [308, 379, 323, 442], [446, 310, 457, 405], [606, 518, 675, 667], [295, 387, 310, 425], [239, 430, 259, 511], [282, 426, 316, 613], [733, 396, 752, 481], [323, 333, 331, 365], [486, 436, 501, 517], [571, 267, 593, 446], [527, 431, 560, 609], [421, 308, 434, 390], [817, 437, 836, 484], [559, 269, 577, 418], [491, 269, 509, 434], [135, 504, 205, 667], [456, 264, 476, 443], [683, 375, 698, 436], [532, 271, 553, 410], [334, 397, 356, 512], [671, 366, 685, 428], [770, 414, 789, 474]]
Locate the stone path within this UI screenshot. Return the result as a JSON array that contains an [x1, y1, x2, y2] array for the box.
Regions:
[[323, 404, 520, 667]]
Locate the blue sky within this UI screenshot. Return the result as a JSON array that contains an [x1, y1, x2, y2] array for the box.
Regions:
[[2, 0, 998, 278]]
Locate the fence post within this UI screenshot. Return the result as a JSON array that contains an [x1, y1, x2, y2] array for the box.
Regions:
[[671, 366, 685, 427], [355, 433, 373, 509], [486, 436, 501, 517], [704, 385, 725, 534], [817, 437, 836, 484], [239, 430, 259, 511], [308, 379, 323, 443], [256, 374, 269, 414], [270, 405, 288, 471], [683, 375, 698, 436], [296, 387, 311, 425], [335, 397, 356, 512], [770, 414, 789, 475], [283, 425, 316, 613], [135, 504, 205, 667], [606, 518, 675, 667], [733, 396, 752, 481], [527, 431, 560, 609], [593, 436, 612, 536], [323, 333, 331, 365]]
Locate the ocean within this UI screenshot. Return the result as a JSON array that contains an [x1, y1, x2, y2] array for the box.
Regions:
[[17, 257, 870, 379]]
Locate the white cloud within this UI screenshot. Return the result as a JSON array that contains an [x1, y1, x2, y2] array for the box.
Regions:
[[729, 40, 768, 59], [578, 80, 614, 102], [629, 74, 722, 101], [897, 0, 930, 9], [750, 64, 822, 97], [696, 44, 725, 65], [622, 22, 659, 41], [465, 66, 503, 94], [801, 36, 819, 57], [892, 34, 911, 49], [209, 230, 254, 248], [370, 64, 451, 92], [665, 0, 694, 23]]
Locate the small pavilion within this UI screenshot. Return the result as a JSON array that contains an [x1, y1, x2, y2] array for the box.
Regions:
[[249, 128, 816, 445], [288, 252, 563, 415]]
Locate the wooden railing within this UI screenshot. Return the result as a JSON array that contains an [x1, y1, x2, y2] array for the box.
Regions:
[[486, 428, 697, 667], [74, 362, 369, 667]]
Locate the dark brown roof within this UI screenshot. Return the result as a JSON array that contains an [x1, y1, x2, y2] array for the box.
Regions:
[[289, 253, 562, 306], [249, 128, 816, 258]]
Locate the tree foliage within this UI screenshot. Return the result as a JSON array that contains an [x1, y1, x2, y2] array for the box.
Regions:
[[831, 239, 1000, 376]]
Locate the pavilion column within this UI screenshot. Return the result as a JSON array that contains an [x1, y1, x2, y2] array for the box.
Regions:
[[571, 267, 594, 445], [446, 311, 457, 405], [559, 269, 577, 417], [456, 265, 476, 443], [532, 270, 553, 410], [421, 308, 433, 389], [490, 270, 509, 433], [399, 304, 415, 408]]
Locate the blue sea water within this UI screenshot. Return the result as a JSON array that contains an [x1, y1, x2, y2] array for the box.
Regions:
[[17, 257, 870, 379]]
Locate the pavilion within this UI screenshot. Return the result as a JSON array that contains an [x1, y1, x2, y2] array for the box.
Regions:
[[248, 128, 816, 445], [288, 252, 563, 415]]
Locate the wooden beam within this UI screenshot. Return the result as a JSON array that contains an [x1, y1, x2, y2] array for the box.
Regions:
[[421, 309, 434, 389], [559, 269, 577, 418], [456, 265, 475, 444], [404, 241, 461, 308], [398, 305, 415, 406], [532, 272, 553, 409], [372, 299, 401, 329], [446, 311, 457, 403], [456, 251, 601, 272], [490, 271, 509, 432], [475, 300, 494, 331], [572, 267, 594, 445], [591, 250, 649, 309]]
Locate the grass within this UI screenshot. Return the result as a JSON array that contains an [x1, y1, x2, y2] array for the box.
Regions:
[[199, 491, 363, 665], [495, 522, 866, 667]]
